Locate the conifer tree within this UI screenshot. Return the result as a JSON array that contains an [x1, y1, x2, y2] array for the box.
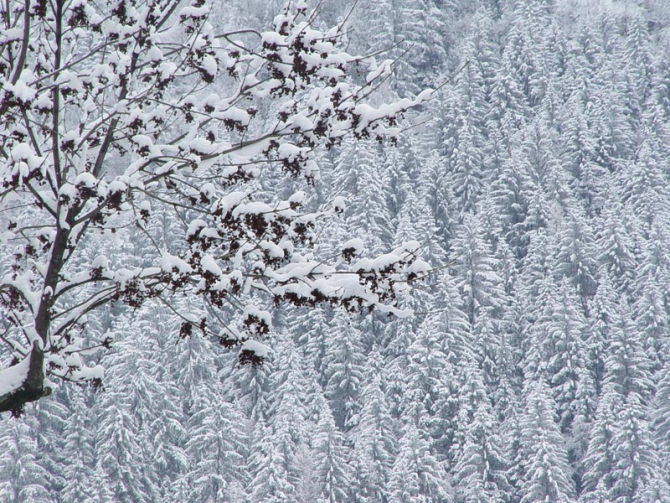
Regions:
[[596, 193, 639, 293], [517, 379, 577, 503], [651, 361, 670, 501], [581, 290, 663, 503], [222, 350, 273, 424], [450, 111, 485, 214], [453, 398, 510, 503], [621, 15, 653, 123], [503, 392, 525, 503], [185, 386, 249, 502], [351, 0, 395, 60], [451, 214, 505, 324], [248, 420, 295, 503], [324, 311, 366, 430], [32, 395, 69, 498], [490, 149, 534, 260], [296, 307, 332, 386], [395, 0, 447, 95], [312, 397, 351, 503], [60, 389, 97, 503], [399, 312, 450, 428], [2, 3, 670, 503], [543, 279, 593, 433], [93, 334, 157, 502], [247, 339, 316, 502], [554, 211, 598, 300], [580, 387, 619, 503], [425, 275, 472, 463], [0, 414, 51, 502], [335, 140, 395, 255], [452, 347, 490, 452], [389, 421, 452, 503], [350, 361, 397, 503]]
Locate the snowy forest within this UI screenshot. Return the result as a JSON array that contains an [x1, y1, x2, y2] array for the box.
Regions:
[[2, 0, 670, 501]]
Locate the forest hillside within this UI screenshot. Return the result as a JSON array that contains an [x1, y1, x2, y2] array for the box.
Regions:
[[2, 0, 670, 502]]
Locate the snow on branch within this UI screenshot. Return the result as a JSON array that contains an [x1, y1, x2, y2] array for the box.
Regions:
[[0, 0, 432, 413]]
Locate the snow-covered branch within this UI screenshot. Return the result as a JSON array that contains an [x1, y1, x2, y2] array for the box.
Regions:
[[0, 0, 430, 414]]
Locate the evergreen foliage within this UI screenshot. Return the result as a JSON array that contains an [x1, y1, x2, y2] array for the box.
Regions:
[[1, 0, 670, 501]]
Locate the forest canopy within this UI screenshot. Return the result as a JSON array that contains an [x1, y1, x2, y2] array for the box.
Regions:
[[2, 0, 670, 502]]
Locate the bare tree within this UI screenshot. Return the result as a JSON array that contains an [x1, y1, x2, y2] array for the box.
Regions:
[[0, 0, 431, 414]]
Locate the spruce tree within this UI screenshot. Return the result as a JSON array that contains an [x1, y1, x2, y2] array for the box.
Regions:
[[0, 414, 51, 502], [350, 361, 397, 503], [517, 379, 577, 503], [389, 421, 451, 503], [312, 397, 352, 503]]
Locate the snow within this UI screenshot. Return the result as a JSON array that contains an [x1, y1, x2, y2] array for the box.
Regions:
[[232, 201, 274, 219], [1, 3, 668, 503], [200, 55, 218, 78], [112, 268, 142, 288], [190, 138, 215, 155], [219, 106, 250, 124], [75, 172, 97, 188], [132, 134, 153, 148], [214, 191, 247, 216], [303, 160, 320, 179], [231, 137, 273, 158], [262, 31, 285, 46], [199, 227, 221, 239], [200, 183, 216, 201], [33, 94, 53, 111], [0, 355, 31, 397], [179, 5, 210, 18], [352, 91, 434, 133], [288, 191, 306, 205], [65, 352, 82, 368], [353, 253, 401, 273], [406, 258, 431, 276], [260, 240, 285, 259], [289, 114, 314, 131], [241, 339, 269, 358], [341, 238, 365, 256], [146, 45, 164, 62], [72, 364, 104, 381], [366, 59, 393, 83], [0, 27, 23, 41], [277, 143, 308, 161], [159, 61, 178, 81], [315, 65, 344, 80], [187, 219, 207, 237], [10, 143, 35, 162], [59, 184, 79, 203], [243, 305, 272, 328], [4, 79, 37, 103], [108, 180, 127, 193], [332, 196, 347, 213], [161, 253, 193, 274], [200, 254, 222, 277], [203, 93, 221, 109]]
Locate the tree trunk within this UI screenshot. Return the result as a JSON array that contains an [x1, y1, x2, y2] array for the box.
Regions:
[[0, 341, 47, 415]]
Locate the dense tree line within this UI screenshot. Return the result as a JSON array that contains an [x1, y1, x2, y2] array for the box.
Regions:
[[2, 0, 670, 502]]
